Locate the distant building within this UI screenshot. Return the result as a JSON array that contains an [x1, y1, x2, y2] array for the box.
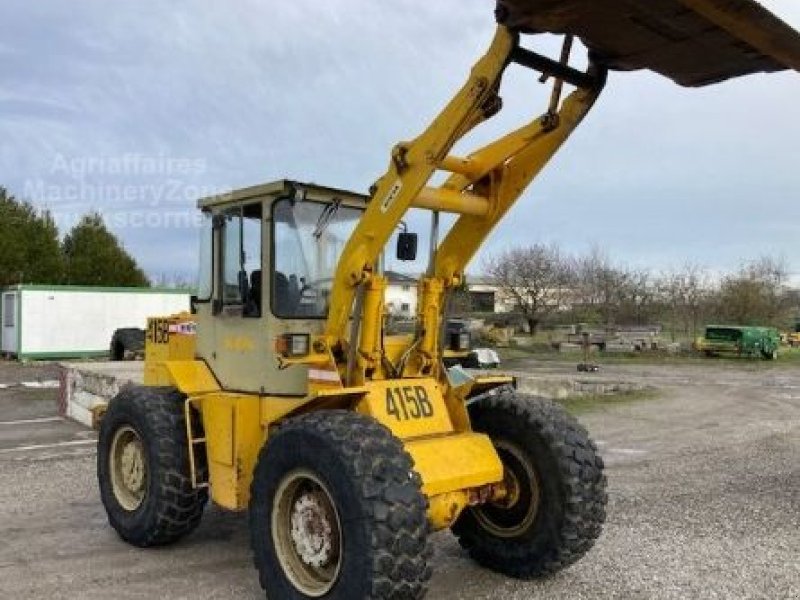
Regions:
[[464, 276, 575, 314], [0, 284, 189, 360], [464, 275, 508, 313], [383, 272, 530, 316], [384, 273, 516, 315], [384, 271, 418, 317]]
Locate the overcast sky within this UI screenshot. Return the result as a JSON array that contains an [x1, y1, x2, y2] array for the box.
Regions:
[[1, 1, 799, 283]]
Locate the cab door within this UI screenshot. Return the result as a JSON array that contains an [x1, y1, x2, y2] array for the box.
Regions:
[[200, 200, 271, 393]]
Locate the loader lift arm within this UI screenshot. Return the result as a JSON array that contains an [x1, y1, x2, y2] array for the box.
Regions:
[[322, 0, 800, 384], [324, 26, 607, 381]]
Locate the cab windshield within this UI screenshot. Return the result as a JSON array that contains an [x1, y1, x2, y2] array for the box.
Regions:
[[272, 198, 363, 318]]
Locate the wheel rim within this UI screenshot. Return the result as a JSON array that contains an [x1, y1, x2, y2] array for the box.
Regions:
[[272, 469, 343, 597], [473, 440, 541, 538], [109, 425, 148, 511]]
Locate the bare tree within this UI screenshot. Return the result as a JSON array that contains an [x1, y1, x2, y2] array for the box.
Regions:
[[618, 268, 657, 326], [571, 247, 628, 325], [480, 244, 796, 335], [658, 263, 709, 339], [152, 271, 197, 290], [716, 255, 790, 326], [484, 244, 573, 334]]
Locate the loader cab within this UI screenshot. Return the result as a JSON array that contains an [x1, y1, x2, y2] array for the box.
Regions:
[[194, 180, 368, 394]]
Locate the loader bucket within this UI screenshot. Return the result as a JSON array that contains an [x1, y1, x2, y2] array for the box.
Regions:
[[496, 0, 800, 86]]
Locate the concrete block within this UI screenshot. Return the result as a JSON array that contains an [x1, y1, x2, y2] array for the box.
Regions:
[[59, 362, 144, 428]]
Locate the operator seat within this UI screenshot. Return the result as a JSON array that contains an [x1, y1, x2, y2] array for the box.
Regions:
[[274, 271, 291, 316], [246, 269, 262, 317]]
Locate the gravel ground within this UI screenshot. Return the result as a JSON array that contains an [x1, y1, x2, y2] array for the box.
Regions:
[[0, 359, 797, 599]]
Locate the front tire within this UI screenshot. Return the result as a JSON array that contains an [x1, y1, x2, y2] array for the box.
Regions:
[[97, 386, 207, 547], [452, 390, 606, 578], [249, 410, 431, 599]]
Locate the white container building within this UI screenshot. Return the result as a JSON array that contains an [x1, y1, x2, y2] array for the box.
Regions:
[[0, 285, 190, 360]]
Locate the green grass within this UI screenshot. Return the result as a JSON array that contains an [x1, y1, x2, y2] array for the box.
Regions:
[[496, 343, 800, 368], [557, 388, 660, 416]]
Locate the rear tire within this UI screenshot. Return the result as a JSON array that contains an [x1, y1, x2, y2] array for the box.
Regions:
[[109, 327, 145, 361], [452, 389, 606, 578], [249, 410, 431, 599], [97, 386, 207, 547]]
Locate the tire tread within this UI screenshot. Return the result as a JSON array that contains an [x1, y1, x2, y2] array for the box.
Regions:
[[98, 386, 207, 547], [454, 388, 606, 578], [250, 410, 432, 599]]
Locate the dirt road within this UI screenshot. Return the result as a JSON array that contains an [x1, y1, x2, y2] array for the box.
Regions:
[[0, 360, 797, 599]]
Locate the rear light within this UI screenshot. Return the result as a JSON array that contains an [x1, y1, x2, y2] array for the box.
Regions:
[[276, 333, 310, 357]]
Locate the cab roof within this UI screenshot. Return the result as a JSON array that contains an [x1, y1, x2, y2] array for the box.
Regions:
[[197, 179, 368, 210]]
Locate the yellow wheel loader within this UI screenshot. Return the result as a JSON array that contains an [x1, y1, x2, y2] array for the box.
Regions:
[[96, 2, 800, 598]]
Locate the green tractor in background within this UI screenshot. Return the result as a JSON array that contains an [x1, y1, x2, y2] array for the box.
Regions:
[[695, 326, 780, 360]]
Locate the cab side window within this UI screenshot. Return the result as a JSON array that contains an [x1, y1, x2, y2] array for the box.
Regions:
[[219, 203, 262, 317]]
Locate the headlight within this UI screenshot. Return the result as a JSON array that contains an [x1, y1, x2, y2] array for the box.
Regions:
[[276, 333, 310, 357]]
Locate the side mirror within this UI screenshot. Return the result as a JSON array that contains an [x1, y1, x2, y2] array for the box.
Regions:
[[396, 232, 418, 261]]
